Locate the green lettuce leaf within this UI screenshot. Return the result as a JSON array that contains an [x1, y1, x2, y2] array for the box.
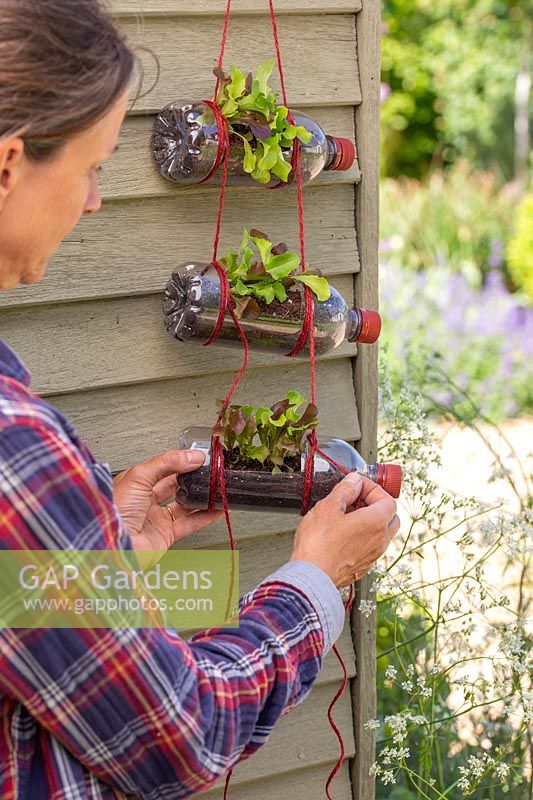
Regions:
[[243, 139, 256, 173], [295, 274, 331, 302], [270, 157, 292, 182], [227, 65, 246, 100], [250, 234, 274, 265], [265, 252, 301, 279], [254, 59, 275, 95]]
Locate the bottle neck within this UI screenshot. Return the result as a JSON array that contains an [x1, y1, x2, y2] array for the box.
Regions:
[[345, 308, 362, 342], [366, 463, 379, 482], [325, 136, 339, 170]]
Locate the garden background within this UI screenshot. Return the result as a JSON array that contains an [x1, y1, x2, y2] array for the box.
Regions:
[[373, 0, 532, 796]]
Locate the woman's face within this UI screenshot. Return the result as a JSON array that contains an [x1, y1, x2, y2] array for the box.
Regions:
[[0, 91, 129, 291]]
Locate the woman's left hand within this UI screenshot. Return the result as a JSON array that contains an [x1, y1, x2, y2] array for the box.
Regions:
[[113, 449, 223, 552]]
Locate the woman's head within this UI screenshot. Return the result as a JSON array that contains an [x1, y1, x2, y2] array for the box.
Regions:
[[0, 0, 135, 289]]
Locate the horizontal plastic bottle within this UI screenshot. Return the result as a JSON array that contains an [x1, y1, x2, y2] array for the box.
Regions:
[[164, 262, 381, 356], [151, 100, 356, 187], [176, 427, 402, 513]]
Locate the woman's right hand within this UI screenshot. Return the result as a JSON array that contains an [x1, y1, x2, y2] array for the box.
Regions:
[[290, 473, 400, 588]]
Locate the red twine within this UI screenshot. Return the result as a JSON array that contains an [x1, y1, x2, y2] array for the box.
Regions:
[[201, 1, 353, 796]]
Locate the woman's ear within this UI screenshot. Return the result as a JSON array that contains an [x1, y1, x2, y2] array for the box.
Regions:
[[0, 138, 25, 211]]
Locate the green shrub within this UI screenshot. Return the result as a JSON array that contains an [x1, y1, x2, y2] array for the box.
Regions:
[[507, 194, 533, 302], [380, 162, 518, 287], [381, 0, 529, 178]]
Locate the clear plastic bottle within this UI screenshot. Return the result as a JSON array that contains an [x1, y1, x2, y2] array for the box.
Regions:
[[176, 427, 402, 513], [164, 262, 381, 356], [151, 100, 356, 187]]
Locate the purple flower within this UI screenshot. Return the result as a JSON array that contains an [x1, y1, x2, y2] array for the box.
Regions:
[[505, 304, 530, 332], [436, 249, 447, 267], [500, 350, 514, 381], [484, 269, 505, 293], [414, 270, 427, 291], [433, 390, 454, 408], [380, 83, 391, 103], [488, 238, 503, 269], [507, 401, 519, 417]]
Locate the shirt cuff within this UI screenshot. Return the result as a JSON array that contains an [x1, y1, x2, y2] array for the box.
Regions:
[[261, 560, 346, 655]]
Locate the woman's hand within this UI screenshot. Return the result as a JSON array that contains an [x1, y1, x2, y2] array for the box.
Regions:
[[113, 449, 223, 552], [291, 472, 400, 588]]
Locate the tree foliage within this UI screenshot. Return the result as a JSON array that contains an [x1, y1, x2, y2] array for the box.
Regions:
[[381, 0, 532, 178]]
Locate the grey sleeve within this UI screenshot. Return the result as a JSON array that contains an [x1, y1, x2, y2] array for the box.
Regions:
[[260, 560, 346, 654]]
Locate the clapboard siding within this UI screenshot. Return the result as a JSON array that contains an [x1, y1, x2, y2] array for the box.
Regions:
[[205, 762, 353, 800], [99, 106, 360, 202], [0, 185, 359, 309], [0, 275, 355, 396], [111, 1, 361, 16], [120, 15, 360, 113], [49, 358, 360, 471]]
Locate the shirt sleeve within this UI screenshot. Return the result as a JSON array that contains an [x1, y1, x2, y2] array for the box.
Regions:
[[0, 422, 345, 798], [261, 561, 345, 655]]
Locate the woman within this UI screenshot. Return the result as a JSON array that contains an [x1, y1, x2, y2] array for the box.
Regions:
[[0, 2, 400, 798]]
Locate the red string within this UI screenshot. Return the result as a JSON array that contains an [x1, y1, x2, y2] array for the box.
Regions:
[[325, 585, 354, 799], [198, 100, 229, 186], [213, 0, 233, 96], [223, 768, 233, 800], [316, 447, 350, 476], [202, 3, 352, 797]]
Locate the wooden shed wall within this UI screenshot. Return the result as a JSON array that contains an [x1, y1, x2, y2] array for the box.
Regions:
[[0, 2, 380, 798]]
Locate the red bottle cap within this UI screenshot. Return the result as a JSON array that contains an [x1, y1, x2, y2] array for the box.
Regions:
[[357, 309, 382, 344], [331, 137, 357, 171], [377, 464, 403, 499]]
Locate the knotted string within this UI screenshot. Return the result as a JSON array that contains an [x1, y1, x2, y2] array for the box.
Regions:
[[199, 2, 353, 797]]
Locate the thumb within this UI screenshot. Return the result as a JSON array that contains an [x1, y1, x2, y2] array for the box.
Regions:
[[325, 472, 364, 512], [131, 449, 206, 487]]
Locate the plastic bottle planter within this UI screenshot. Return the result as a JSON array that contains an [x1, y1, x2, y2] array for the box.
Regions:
[[176, 427, 403, 514], [164, 263, 381, 357], [151, 101, 356, 187]]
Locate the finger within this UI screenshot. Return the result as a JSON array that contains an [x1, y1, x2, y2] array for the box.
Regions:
[[174, 509, 224, 538], [152, 475, 179, 504], [130, 449, 206, 487], [359, 515, 401, 571], [324, 472, 364, 512], [358, 478, 398, 516], [356, 482, 397, 526], [388, 514, 401, 538]]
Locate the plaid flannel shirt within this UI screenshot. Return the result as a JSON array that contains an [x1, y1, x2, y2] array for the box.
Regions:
[[0, 339, 345, 800]]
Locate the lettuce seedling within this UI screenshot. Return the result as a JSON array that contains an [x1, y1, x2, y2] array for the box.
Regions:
[[213, 390, 319, 474], [214, 60, 313, 185], [221, 228, 331, 315]]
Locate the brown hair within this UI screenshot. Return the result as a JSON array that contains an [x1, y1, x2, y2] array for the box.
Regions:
[[0, 0, 136, 160]]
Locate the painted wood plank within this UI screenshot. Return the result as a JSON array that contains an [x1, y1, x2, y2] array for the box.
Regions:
[[111, 0, 361, 16], [119, 15, 360, 112], [49, 358, 359, 472], [0, 275, 356, 396], [349, 1, 382, 798], [100, 106, 360, 202], [0, 185, 359, 309], [203, 762, 353, 800]]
